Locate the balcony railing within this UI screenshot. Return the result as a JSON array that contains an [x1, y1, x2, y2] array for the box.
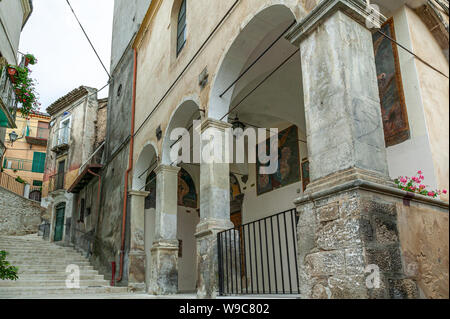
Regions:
[[2, 157, 33, 172], [49, 172, 66, 192], [0, 66, 18, 128], [0, 171, 25, 196]]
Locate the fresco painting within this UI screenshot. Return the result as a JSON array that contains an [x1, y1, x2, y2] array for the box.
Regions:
[[373, 18, 410, 147]]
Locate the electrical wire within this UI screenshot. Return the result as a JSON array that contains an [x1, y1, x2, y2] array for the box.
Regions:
[[65, 0, 111, 79]]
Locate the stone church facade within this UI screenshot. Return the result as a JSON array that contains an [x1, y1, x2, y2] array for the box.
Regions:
[[53, 0, 449, 299]]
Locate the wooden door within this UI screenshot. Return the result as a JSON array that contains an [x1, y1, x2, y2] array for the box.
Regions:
[[54, 206, 65, 242]]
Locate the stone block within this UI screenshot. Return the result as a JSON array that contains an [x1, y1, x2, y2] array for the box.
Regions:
[[374, 216, 399, 244], [316, 218, 362, 250], [317, 202, 340, 223], [366, 245, 403, 274], [305, 250, 345, 277], [387, 279, 419, 299], [328, 275, 368, 299]]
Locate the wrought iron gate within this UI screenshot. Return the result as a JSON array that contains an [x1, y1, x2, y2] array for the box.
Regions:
[[218, 208, 300, 296]]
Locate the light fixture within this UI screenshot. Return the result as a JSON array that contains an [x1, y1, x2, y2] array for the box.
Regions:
[[9, 131, 18, 145], [231, 115, 245, 131]]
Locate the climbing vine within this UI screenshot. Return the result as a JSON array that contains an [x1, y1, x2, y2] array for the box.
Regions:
[[0, 251, 19, 281]]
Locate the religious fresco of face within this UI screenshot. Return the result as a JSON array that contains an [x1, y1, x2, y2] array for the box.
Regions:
[[257, 126, 300, 195], [177, 169, 197, 208]]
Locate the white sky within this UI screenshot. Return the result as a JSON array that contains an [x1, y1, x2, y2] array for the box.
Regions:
[[18, 0, 114, 113]]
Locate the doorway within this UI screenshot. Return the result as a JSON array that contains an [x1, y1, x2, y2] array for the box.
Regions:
[[54, 203, 66, 242]]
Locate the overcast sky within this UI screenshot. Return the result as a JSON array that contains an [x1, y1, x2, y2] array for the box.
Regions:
[[18, 0, 114, 112]]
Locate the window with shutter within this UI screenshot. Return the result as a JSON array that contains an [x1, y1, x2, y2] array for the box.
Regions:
[[32, 152, 46, 173]]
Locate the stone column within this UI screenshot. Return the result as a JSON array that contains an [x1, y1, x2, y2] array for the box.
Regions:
[[287, 0, 418, 299], [148, 165, 180, 295], [128, 190, 149, 291], [196, 118, 234, 298]]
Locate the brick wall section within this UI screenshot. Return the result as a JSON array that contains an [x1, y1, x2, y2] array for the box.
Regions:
[[0, 187, 45, 236]]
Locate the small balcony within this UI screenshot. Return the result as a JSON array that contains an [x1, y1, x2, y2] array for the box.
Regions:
[[49, 172, 66, 192], [26, 127, 50, 147], [0, 66, 18, 128], [2, 157, 33, 172], [51, 127, 70, 154]]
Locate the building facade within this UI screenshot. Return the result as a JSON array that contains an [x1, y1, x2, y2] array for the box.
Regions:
[[88, 0, 152, 286], [1, 109, 50, 201], [115, 0, 449, 299], [0, 0, 33, 145], [42, 86, 105, 246]]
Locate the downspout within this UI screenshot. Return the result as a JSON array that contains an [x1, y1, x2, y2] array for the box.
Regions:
[[87, 169, 101, 218], [117, 47, 137, 283]]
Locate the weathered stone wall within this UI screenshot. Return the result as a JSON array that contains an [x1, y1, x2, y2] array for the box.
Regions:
[[296, 179, 449, 299], [397, 201, 449, 299], [0, 187, 45, 236]]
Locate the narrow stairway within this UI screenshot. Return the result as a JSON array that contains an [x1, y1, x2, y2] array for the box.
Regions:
[[0, 234, 128, 298]]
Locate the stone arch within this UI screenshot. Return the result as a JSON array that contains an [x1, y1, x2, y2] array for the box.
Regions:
[[161, 98, 202, 165], [133, 142, 159, 191], [208, 4, 297, 121]]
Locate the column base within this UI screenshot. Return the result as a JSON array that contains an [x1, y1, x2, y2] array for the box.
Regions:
[[128, 250, 146, 291], [293, 170, 448, 299], [148, 240, 179, 295], [195, 219, 234, 299]]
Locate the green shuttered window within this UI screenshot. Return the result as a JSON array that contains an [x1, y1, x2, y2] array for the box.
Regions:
[[32, 152, 46, 173]]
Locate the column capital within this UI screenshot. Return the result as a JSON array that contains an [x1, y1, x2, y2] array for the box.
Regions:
[[154, 164, 181, 176], [201, 118, 232, 133], [286, 0, 386, 46], [128, 190, 150, 197]]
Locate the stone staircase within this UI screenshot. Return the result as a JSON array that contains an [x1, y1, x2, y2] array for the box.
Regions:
[[0, 234, 128, 299]]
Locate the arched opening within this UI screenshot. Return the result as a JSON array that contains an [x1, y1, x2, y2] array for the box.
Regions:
[[133, 143, 158, 289], [210, 5, 304, 295], [170, 0, 188, 61], [161, 99, 202, 293]]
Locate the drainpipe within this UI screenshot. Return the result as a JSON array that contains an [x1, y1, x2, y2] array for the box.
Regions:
[[117, 47, 137, 283]]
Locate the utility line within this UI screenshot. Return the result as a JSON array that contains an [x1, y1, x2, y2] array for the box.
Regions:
[[132, 0, 240, 139], [377, 29, 449, 79], [220, 48, 299, 122], [219, 20, 296, 98], [65, 0, 111, 79]]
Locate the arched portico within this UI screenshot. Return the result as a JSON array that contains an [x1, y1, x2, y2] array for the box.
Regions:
[[128, 143, 159, 290]]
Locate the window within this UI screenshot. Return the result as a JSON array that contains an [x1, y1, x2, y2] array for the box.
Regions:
[[58, 117, 71, 145], [31, 152, 46, 173], [176, 0, 187, 56], [33, 180, 43, 187]]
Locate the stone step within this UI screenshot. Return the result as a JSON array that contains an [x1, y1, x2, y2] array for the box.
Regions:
[[13, 265, 95, 272], [0, 279, 109, 287], [14, 274, 105, 281], [0, 286, 129, 297], [17, 268, 98, 275], [7, 257, 88, 263]]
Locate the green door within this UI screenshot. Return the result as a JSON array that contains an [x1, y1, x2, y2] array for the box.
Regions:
[[54, 205, 65, 242]]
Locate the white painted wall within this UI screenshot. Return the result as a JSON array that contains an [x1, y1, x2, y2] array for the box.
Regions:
[[177, 205, 199, 293], [0, 0, 25, 64], [385, 7, 438, 188]]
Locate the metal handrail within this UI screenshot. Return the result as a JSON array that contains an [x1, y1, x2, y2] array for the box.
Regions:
[[0, 171, 25, 196], [0, 66, 18, 124]]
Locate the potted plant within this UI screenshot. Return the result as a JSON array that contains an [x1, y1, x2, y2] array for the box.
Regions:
[[24, 54, 37, 66]]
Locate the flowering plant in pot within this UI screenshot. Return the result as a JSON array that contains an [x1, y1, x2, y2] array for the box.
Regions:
[[395, 171, 447, 198], [7, 62, 40, 117], [24, 54, 37, 66]]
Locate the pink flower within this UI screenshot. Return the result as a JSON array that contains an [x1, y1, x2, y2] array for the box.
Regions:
[[420, 175, 424, 180], [419, 185, 426, 190], [428, 192, 435, 197], [418, 170, 422, 175], [443, 190, 448, 195], [400, 178, 408, 184]]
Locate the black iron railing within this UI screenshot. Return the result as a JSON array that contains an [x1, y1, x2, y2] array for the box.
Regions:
[[218, 208, 300, 296]]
